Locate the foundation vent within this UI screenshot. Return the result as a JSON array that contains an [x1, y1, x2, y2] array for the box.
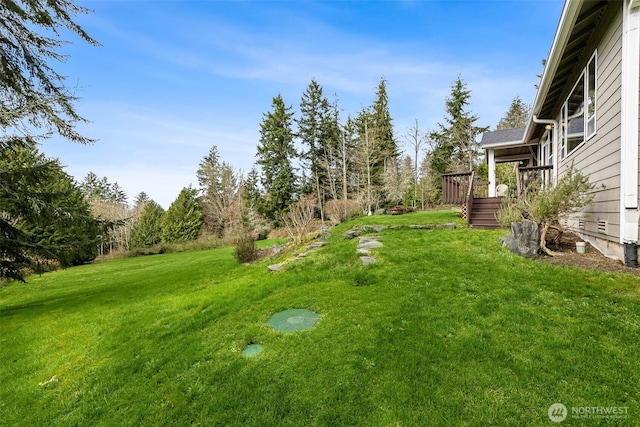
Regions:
[[597, 219, 608, 234]]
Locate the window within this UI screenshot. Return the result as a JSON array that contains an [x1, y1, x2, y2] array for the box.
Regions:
[[586, 55, 596, 137], [560, 52, 597, 158]]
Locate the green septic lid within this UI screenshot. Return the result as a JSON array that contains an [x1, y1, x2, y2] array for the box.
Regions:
[[266, 309, 320, 332], [242, 343, 264, 358]]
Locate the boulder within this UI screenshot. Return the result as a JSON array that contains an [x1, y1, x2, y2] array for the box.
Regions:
[[344, 229, 361, 240], [500, 220, 540, 258]]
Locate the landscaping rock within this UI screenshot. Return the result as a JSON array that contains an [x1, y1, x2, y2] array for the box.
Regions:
[[500, 219, 540, 258], [356, 248, 371, 255], [344, 229, 361, 240], [307, 242, 327, 250], [358, 240, 383, 250], [374, 209, 386, 215], [358, 236, 382, 243], [362, 225, 387, 233], [360, 256, 377, 265], [268, 263, 285, 272], [410, 224, 435, 229], [435, 223, 457, 229]]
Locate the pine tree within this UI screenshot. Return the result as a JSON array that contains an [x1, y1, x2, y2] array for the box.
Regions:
[[356, 78, 398, 200], [196, 145, 243, 237], [496, 96, 530, 130], [297, 79, 341, 220], [1, 0, 98, 280], [161, 187, 203, 243], [255, 94, 298, 224], [130, 201, 165, 249], [372, 78, 398, 163], [430, 75, 488, 176], [0, 143, 104, 276]]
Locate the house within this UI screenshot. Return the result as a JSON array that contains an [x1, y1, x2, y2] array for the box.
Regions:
[[482, 0, 640, 263]]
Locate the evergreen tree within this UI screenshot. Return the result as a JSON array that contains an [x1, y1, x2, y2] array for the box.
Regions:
[[371, 77, 398, 164], [430, 74, 488, 179], [255, 94, 297, 224], [161, 187, 203, 243], [1, 1, 99, 280], [243, 167, 262, 212], [0, 143, 104, 277], [297, 79, 341, 220], [197, 145, 242, 236], [134, 192, 152, 209], [496, 95, 530, 130], [354, 78, 398, 203], [130, 201, 165, 249]]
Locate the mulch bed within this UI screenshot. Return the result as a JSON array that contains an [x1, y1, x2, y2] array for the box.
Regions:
[[536, 230, 640, 277]]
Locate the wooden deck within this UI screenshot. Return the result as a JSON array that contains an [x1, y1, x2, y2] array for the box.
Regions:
[[443, 165, 553, 229]]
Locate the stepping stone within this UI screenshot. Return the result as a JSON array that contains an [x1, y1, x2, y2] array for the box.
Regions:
[[307, 242, 327, 250], [358, 240, 383, 249], [268, 263, 285, 272], [356, 248, 371, 255], [359, 236, 382, 243], [362, 225, 387, 233], [360, 256, 377, 265]]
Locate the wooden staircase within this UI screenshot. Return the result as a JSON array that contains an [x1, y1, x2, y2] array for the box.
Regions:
[[468, 197, 502, 229]]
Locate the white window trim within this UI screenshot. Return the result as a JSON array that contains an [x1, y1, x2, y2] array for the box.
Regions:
[[559, 50, 597, 159]]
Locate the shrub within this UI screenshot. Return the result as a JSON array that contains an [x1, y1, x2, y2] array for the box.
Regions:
[[233, 233, 258, 263], [497, 165, 595, 256], [325, 199, 361, 224], [280, 195, 317, 243]]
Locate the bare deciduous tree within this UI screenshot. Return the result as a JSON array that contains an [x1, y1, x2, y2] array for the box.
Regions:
[[280, 195, 318, 244]]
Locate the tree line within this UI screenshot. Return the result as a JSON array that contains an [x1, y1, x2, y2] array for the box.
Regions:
[[1, 0, 530, 282]]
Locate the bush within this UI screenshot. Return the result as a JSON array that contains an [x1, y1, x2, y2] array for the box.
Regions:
[[325, 199, 361, 224], [497, 165, 595, 255], [233, 234, 258, 263]]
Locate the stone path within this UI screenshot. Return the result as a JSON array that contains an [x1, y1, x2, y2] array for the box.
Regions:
[[268, 222, 456, 271]]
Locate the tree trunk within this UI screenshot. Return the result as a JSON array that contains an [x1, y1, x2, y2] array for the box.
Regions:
[[539, 221, 561, 257]]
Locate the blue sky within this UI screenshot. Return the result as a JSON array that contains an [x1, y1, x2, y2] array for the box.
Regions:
[[44, 0, 564, 208]]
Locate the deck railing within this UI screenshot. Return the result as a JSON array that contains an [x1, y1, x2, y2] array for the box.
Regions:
[[442, 172, 472, 204], [442, 172, 491, 204], [516, 165, 553, 196]]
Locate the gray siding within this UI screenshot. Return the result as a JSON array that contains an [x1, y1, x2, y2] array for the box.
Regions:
[[559, 9, 623, 243]]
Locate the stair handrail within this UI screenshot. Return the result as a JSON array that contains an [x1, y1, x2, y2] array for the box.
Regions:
[[465, 170, 475, 226]]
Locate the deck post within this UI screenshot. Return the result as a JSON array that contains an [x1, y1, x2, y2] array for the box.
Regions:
[[487, 149, 496, 197]]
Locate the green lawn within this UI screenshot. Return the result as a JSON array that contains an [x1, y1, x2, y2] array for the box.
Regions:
[[1, 211, 639, 426]]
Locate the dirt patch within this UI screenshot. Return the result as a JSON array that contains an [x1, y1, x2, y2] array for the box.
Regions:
[[536, 230, 640, 277]]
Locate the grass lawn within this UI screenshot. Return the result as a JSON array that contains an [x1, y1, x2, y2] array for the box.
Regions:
[[1, 210, 639, 426]]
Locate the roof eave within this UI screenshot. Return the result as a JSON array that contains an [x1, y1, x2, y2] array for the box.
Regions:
[[523, 0, 584, 142], [482, 140, 539, 150]]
